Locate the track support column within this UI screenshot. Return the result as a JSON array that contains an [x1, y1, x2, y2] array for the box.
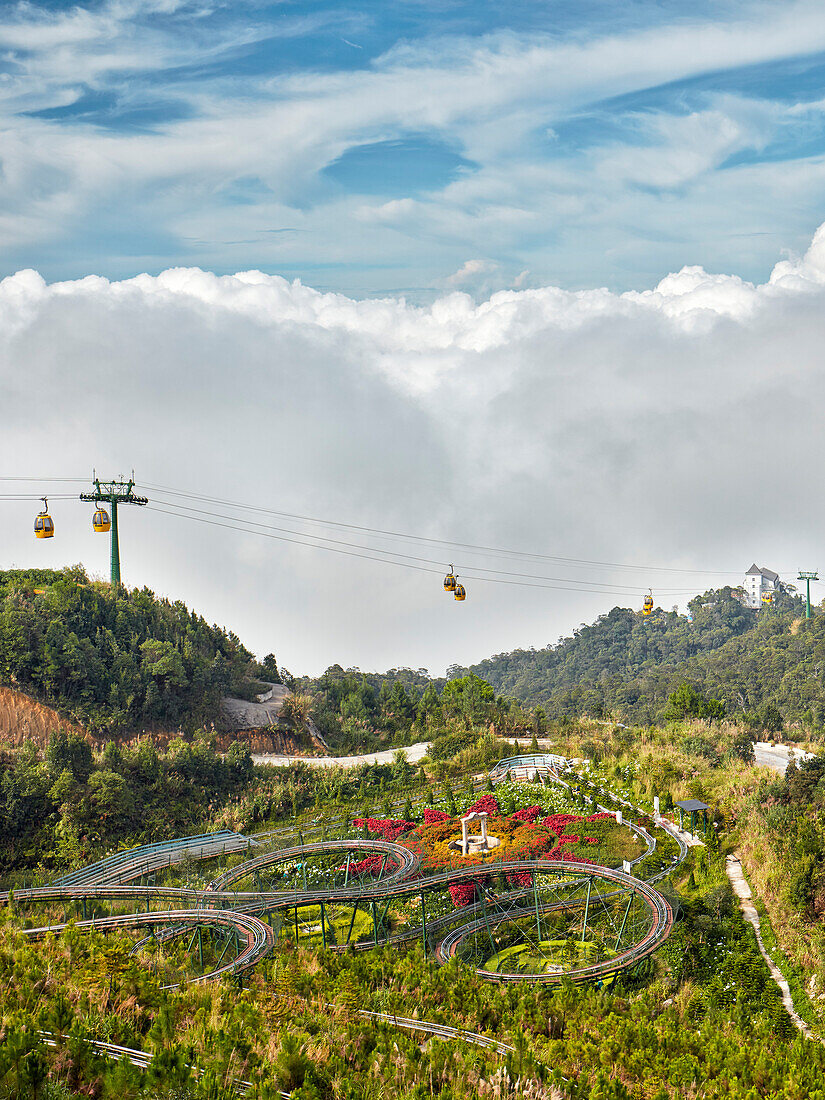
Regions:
[[533, 872, 541, 945], [581, 877, 592, 944], [615, 892, 634, 953]]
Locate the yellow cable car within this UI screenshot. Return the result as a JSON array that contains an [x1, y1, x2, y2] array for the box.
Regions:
[[34, 498, 54, 539], [454, 580, 466, 602], [642, 589, 654, 616], [761, 592, 774, 605], [443, 564, 457, 593], [93, 507, 111, 533]]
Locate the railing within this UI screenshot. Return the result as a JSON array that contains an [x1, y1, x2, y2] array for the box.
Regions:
[[51, 830, 252, 887]]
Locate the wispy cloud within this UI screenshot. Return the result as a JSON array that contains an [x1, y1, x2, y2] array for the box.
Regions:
[[1, 1, 825, 288]]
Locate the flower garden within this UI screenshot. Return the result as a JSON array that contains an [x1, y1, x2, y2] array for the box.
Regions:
[[349, 789, 647, 908]]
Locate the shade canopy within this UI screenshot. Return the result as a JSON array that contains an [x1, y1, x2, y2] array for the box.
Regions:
[[675, 799, 709, 812]]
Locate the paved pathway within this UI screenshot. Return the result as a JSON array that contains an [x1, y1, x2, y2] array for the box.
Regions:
[[753, 742, 815, 775], [251, 741, 431, 769], [654, 815, 704, 849], [725, 854, 815, 1040], [222, 683, 289, 730]]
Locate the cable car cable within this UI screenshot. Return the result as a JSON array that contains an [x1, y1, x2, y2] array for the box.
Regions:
[[147, 499, 693, 594], [147, 504, 699, 597], [138, 480, 747, 577]]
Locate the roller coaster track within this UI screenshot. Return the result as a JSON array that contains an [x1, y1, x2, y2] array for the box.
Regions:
[[21, 907, 275, 988], [6, 853, 674, 987], [3, 761, 685, 993]]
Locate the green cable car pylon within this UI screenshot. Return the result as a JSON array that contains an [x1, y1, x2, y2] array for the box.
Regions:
[[80, 476, 148, 586], [798, 571, 819, 620]]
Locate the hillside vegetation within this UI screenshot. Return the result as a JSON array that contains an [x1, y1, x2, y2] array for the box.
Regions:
[[463, 586, 825, 727], [0, 567, 266, 734]]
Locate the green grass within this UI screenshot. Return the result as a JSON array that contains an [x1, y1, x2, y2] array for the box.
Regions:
[[275, 903, 377, 947], [750, 895, 823, 1035], [485, 939, 598, 974]]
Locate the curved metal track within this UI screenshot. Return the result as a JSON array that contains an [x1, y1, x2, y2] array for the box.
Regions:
[[207, 839, 419, 892], [3, 765, 683, 987], [6, 855, 674, 986], [20, 908, 274, 989]]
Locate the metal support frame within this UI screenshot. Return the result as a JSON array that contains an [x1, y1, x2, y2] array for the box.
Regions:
[[533, 872, 542, 946], [581, 877, 592, 945], [346, 901, 359, 945], [798, 571, 819, 620], [216, 934, 233, 967], [481, 891, 496, 956], [614, 892, 634, 953], [79, 476, 147, 586]]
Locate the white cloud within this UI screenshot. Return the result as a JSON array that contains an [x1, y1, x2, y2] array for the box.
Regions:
[[3, 223, 825, 673], [1, 2, 825, 287]]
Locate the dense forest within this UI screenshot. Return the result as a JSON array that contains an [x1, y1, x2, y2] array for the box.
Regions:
[[460, 586, 825, 726], [0, 567, 268, 733], [0, 729, 257, 873], [296, 664, 534, 755]]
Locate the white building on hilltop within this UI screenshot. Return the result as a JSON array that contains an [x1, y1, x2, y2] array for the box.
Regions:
[[743, 564, 780, 609]]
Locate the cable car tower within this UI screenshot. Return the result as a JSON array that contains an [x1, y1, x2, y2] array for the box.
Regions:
[[798, 571, 819, 619], [79, 475, 147, 586]]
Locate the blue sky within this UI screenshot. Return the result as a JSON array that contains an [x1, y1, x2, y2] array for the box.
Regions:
[[3, 0, 825, 295]]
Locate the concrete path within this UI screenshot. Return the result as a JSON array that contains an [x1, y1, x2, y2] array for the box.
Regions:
[[222, 683, 289, 730], [654, 815, 704, 849], [753, 742, 815, 775], [251, 741, 431, 769], [725, 854, 815, 1040]]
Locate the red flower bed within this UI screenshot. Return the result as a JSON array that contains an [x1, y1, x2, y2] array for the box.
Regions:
[[352, 817, 415, 841], [338, 855, 386, 877], [586, 813, 613, 822], [448, 879, 486, 907], [466, 794, 500, 816], [509, 805, 544, 823], [584, 836, 599, 845], [543, 813, 583, 835], [422, 808, 451, 824]]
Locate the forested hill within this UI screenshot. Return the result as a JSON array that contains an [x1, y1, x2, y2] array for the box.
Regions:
[[464, 586, 825, 725], [0, 567, 266, 734]]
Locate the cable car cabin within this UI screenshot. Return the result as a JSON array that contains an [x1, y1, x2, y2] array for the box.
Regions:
[[761, 592, 774, 605], [34, 508, 54, 539], [454, 584, 466, 601], [443, 566, 457, 592], [642, 592, 654, 616], [93, 508, 111, 533]]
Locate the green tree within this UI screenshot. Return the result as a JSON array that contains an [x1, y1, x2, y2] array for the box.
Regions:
[[87, 770, 134, 823]]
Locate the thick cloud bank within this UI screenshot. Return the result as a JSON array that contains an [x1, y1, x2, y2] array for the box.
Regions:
[[4, 226, 825, 673]]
